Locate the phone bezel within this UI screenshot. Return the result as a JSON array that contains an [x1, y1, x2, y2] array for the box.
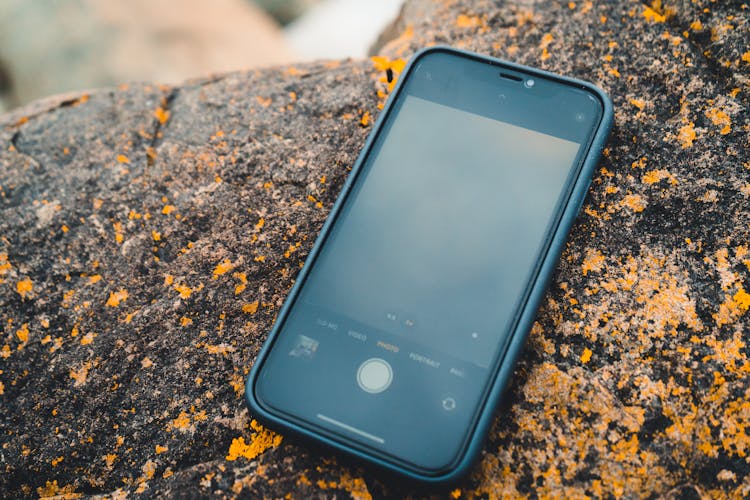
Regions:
[[246, 45, 614, 485]]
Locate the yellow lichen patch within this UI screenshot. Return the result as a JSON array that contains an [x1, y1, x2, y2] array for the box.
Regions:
[[619, 193, 646, 213], [104, 453, 117, 468], [582, 249, 605, 276], [719, 393, 750, 457], [580, 348, 593, 363], [106, 289, 129, 307], [152, 231, 161, 241], [705, 107, 732, 135], [37, 480, 81, 499], [256, 95, 272, 107], [242, 301, 259, 314], [70, 362, 91, 387], [113, 221, 124, 243], [539, 33, 554, 61], [142, 459, 157, 480], [360, 111, 371, 127], [226, 419, 283, 461], [233, 272, 248, 295], [174, 283, 192, 299], [116, 154, 130, 164], [89, 274, 102, 284], [204, 344, 235, 355], [162, 204, 176, 215], [80, 332, 97, 345], [213, 259, 234, 279], [154, 107, 170, 124], [713, 286, 750, 327], [141, 357, 154, 369], [456, 14, 482, 28], [371, 56, 406, 94], [15, 323, 29, 344], [180, 316, 193, 327], [629, 98, 645, 110], [155, 444, 168, 454], [337, 472, 372, 500], [642, 169, 677, 185], [168, 411, 191, 432], [0, 380, 4, 395], [16, 278, 33, 298], [0, 253, 11, 278], [642, 0, 669, 23], [676, 122, 697, 148]]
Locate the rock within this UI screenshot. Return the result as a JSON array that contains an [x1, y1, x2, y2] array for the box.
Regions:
[[1, 0, 749, 498]]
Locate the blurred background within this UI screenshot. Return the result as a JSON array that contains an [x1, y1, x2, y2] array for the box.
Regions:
[[0, 0, 403, 113]]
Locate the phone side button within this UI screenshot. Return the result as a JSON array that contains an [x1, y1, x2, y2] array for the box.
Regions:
[[356, 358, 393, 394]]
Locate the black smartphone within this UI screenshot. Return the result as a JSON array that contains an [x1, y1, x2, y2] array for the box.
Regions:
[[246, 47, 613, 484]]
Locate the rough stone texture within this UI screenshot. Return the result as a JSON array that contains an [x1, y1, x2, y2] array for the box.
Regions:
[[1, 0, 749, 498]]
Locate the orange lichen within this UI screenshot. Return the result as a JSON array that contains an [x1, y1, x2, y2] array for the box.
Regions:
[[360, 111, 371, 127], [141, 357, 154, 369], [642, 1, 671, 23], [106, 289, 128, 307], [155, 445, 168, 454], [16, 278, 33, 298], [676, 122, 697, 148], [213, 259, 234, 279], [620, 193, 646, 213], [705, 107, 732, 135], [204, 344, 235, 355], [714, 286, 750, 327], [539, 33, 554, 61], [456, 14, 482, 28], [629, 98, 645, 110], [36, 480, 81, 498], [174, 284, 192, 299], [69, 362, 91, 387], [371, 56, 406, 94], [0, 253, 11, 278], [154, 107, 170, 124], [116, 154, 130, 164], [113, 221, 124, 243], [162, 205, 176, 215], [256, 96, 272, 107], [642, 169, 677, 185], [15, 323, 29, 345], [80, 332, 97, 345], [226, 419, 283, 461], [169, 411, 191, 431], [233, 272, 248, 295], [242, 301, 259, 314], [580, 348, 593, 363], [582, 249, 605, 276]]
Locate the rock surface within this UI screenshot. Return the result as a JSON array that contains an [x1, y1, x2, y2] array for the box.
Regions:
[[1, 0, 749, 498]]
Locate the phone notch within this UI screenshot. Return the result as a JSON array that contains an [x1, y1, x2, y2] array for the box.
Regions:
[[498, 71, 523, 83]]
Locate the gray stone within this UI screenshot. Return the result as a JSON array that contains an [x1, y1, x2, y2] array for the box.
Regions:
[[1, 0, 749, 497]]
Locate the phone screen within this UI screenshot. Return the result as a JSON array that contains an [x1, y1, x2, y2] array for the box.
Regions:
[[254, 51, 603, 473]]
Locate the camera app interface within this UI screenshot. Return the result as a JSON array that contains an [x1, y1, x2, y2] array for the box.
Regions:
[[256, 52, 600, 471]]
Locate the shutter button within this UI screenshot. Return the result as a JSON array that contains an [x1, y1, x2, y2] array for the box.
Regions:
[[357, 358, 393, 394]]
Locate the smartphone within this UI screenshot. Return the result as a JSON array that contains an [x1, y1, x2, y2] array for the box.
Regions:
[[245, 46, 613, 484]]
